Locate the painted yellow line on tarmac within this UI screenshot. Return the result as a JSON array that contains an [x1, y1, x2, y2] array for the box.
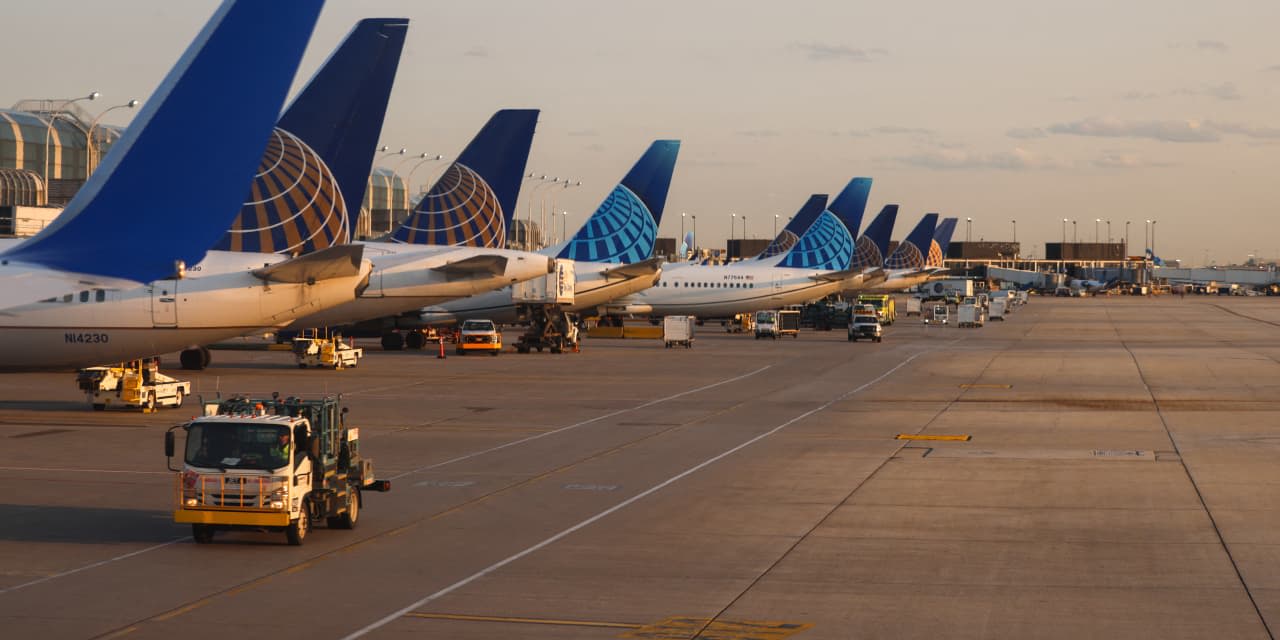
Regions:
[[960, 383, 1012, 389], [896, 434, 971, 441], [622, 616, 814, 639], [403, 612, 641, 629]]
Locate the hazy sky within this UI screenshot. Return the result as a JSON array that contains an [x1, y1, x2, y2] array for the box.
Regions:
[[7, 0, 1280, 265]]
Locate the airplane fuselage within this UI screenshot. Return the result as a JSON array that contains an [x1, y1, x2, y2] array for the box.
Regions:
[[605, 261, 850, 318]]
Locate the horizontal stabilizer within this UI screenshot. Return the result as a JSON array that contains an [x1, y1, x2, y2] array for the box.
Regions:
[[599, 257, 664, 279], [430, 254, 509, 276], [252, 244, 365, 283]]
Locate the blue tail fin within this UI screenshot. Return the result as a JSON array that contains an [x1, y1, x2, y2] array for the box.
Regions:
[[215, 18, 408, 254], [850, 205, 898, 269], [778, 195, 856, 271], [2, 0, 324, 281], [555, 140, 680, 263], [756, 194, 828, 260], [885, 213, 938, 270], [828, 177, 873, 237], [928, 217, 957, 267], [392, 109, 539, 247]]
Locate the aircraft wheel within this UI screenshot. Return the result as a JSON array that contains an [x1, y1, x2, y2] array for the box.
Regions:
[[380, 333, 404, 351], [404, 331, 426, 350]]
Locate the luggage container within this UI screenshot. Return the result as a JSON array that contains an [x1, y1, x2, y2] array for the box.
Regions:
[[663, 315, 695, 348]]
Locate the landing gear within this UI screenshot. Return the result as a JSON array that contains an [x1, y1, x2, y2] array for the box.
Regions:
[[380, 332, 404, 351], [180, 347, 211, 370], [404, 331, 426, 350]]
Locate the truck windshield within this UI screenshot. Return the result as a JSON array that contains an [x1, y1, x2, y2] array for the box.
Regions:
[[462, 320, 495, 332], [185, 422, 291, 470], [755, 312, 773, 323]]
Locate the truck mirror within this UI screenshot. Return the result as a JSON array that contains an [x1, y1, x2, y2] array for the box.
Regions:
[[164, 431, 175, 458]]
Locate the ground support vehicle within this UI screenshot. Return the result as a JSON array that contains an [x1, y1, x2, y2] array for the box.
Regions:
[[514, 306, 580, 354], [905, 296, 923, 317], [924, 304, 949, 325], [456, 319, 502, 355], [77, 358, 190, 411], [724, 312, 755, 333], [957, 304, 984, 328], [778, 309, 800, 338], [848, 312, 882, 342], [755, 310, 781, 339], [856, 294, 896, 325], [989, 297, 1007, 321], [663, 315, 695, 348], [166, 394, 390, 546], [293, 330, 362, 369]]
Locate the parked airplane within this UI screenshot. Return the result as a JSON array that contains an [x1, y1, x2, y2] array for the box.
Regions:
[[0, 0, 325, 310], [858, 213, 942, 292], [416, 140, 681, 327], [605, 178, 885, 318], [0, 0, 382, 371]]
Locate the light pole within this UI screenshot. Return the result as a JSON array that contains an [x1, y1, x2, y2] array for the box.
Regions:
[[548, 180, 581, 248], [1011, 219, 1016, 243], [1151, 220, 1157, 257], [561, 211, 569, 245], [86, 98, 138, 176], [1106, 220, 1112, 245], [774, 214, 779, 239], [1125, 220, 1130, 255], [730, 213, 736, 243], [42, 91, 98, 184], [1072, 220, 1077, 244], [742, 215, 747, 240], [966, 217, 972, 243], [1062, 218, 1067, 245], [1144, 219, 1151, 254], [524, 175, 557, 249], [377, 146, 406, 165], [681, 212, 686, 244], [405, 154, 445, 196], [1094, 218, 1100, 243], [691, 215, 697, 255]]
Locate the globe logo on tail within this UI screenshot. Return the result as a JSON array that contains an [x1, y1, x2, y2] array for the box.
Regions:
[[216, 128, 348, 254], [850, 236, 884, 270], [557, 184, 656, 263], [778, 211, 854, 270], [885, 242, 925, 270], [757, 230, 800, 259], [392, 163, 505, 247]]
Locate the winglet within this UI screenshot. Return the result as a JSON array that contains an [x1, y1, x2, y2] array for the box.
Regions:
[[850, 205, 898, 270], [555, 140, 681, 264], [2, 0, 325, 282], [885, 213, 938, 270], [392, 109, 540, 247]]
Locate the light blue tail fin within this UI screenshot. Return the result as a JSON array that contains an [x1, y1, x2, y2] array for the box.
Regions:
[[850, 205, 898, 270], [885, 213, 938, 270], [928, 217, 957, 267], [778, 195, 857, 270], [554, 140, 680, 263], [391, 109, 539, 247], [2, 0, 325, 281], [215, 18, 407, 254], [828, 177, 873, 237]]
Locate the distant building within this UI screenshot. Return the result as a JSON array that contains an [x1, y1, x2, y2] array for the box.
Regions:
[[726, 238, 771, 260], [948, 241, 1021, 260], [653, 237, 676, 259], [1044, 242, 1126, 260], [0, 103, 122, 207]]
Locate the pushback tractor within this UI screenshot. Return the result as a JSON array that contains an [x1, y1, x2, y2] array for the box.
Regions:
[[165, 394, 390, 545]]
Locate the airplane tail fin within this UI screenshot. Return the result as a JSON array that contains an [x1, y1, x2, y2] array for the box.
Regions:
[[828, 177, 873, 237], [849, 205, 898, 270], [392, 109, 539, 247], [2, 0, 325, 282], [555, 140, 680, 263], [216, 18, 408, 255], [757, 193, 827, 260], [885, 213, 938, 270], [928, 217, 958, 267], [778, 195, 857, 271]]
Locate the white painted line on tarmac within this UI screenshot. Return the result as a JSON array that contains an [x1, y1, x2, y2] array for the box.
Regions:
[[387, 365, 775, 481], [0, 536, 188, 596], [344, 354, 925, 639]]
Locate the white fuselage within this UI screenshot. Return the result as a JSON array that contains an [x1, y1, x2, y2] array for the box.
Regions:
[[0, 251, 371, 371], [606, 261, 859, 318], [418, 260, 660, 325], [286, 242, 554, 328]]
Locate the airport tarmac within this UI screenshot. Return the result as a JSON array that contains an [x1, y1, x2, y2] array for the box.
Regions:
[[1, 296, 1279, 639]]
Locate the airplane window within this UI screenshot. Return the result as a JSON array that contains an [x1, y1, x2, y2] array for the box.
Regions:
[[95, 289, 105, 302], [79, 291, 89, 303]]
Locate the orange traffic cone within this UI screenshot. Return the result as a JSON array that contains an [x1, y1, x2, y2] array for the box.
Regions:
[[437, 337, 447, 359]]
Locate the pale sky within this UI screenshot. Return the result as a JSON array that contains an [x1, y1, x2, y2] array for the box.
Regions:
[[7, 0, 1280, 266]]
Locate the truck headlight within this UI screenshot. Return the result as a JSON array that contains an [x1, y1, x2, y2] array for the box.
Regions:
[[270, 500, 285, 510], [185, 498, 198, 507]]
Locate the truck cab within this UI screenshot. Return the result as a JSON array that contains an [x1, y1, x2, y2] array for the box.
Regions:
[[848, 312, 882, 342], [166, 394, 389, 545], [754, 310, 781, 339]]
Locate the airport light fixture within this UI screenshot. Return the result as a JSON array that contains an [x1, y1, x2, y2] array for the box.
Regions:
[[1125, 220, 1130, 255], [1062, 218, 1067, 245], [561, 210, 568, 245], [41, 91, 98, 184], [1106, 220, 1112, 244], [1011, 219, 1016, 243], [681, 212, 686, 248], [730, 212, 736, 242], [1072, 220, 1077, 244], [774, 213, 779, 238], [742, 215, 747, 240], [548, 179, 581, 247], [86, 98, 138, 176], [1095, 218, 1101, 243], [405, 154, 445, 196], [966, 217, 972, 243], [691, 215, 697, 253]]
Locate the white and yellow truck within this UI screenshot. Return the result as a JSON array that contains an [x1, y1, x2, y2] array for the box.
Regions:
[[76, 358, 190, 411], [165, 394, 390, 545]]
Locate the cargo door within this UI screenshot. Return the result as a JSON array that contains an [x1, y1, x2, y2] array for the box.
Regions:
[[151, 280, 177, 327]]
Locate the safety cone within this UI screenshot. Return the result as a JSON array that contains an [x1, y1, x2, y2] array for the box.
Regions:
[[437, 336, 447, 359]]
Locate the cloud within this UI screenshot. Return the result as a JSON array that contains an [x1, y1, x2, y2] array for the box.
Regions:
[[1170, 40, 1229, 53], [1041, 116, 1280, 142], [736, 129, 781, 138], [1174, 82, 1241, 101], [790, 42, 887, 62], [1267, 65, 1280, 72], [1092, 153, 1176, 169], [872, 125, 933, 136], [463, 46, 489, 57], [1006, 127, 1047, 139], [888, 147, 1067, 171], [1046, 116, 1220, 142], [1120, 90, 1162, 101]]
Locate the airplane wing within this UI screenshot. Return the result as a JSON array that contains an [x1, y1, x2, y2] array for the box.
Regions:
[[253, 245, 366, 283], [599, 257, 664, 279], [430, 254, 509, 276]]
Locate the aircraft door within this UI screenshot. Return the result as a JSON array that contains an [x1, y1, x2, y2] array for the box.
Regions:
[[151, 280, 178, 327]]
